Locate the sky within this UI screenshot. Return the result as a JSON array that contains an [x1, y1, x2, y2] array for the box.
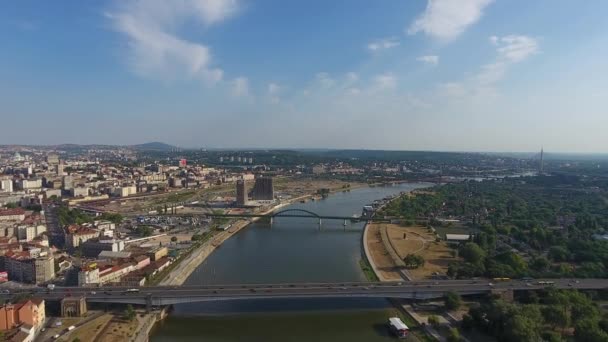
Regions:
[[1, 0, 607, 153]]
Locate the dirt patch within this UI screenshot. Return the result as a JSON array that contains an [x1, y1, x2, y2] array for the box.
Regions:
[[365, 223, 402, 281], [63, 314, 112, 342], [386, 224, 456, 280], [96, 317, 139, 342]]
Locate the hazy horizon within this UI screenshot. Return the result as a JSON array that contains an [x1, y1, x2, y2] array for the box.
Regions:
[[1, 0, 607, 153]]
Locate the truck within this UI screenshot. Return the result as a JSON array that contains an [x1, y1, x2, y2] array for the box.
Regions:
[[47, 284, 55, 290], [67, 325, 76, 331]]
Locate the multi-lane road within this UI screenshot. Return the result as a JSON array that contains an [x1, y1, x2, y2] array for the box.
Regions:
[[3, 278, 607, 306]]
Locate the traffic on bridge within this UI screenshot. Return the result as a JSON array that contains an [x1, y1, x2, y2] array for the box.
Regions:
[[2, 278, 606, 307]]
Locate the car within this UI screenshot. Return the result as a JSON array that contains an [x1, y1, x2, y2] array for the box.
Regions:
[[488, 283, 495, 287], [526, 283, 533, 287], [249, 288, 256, 292], [213, 290, 218, 294], [568, 283, 573, 287], [90, 291, 96, 295], [363, 287, 370, 290], [470, 281, 477, 284], [340, 287, 347, 290]]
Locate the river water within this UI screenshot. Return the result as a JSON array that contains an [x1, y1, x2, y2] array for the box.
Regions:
[[151, 183, 429, 342]]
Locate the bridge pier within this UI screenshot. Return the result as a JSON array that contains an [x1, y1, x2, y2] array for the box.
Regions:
[[318, 218, 322, 229], [146, 294, 152, 313], [269, 217, 273, 226]]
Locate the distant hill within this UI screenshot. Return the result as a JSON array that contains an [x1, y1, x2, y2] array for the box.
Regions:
[[132, 142, 176, 151]]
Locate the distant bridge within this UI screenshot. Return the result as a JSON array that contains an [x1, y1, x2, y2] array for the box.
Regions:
[[206, 208, 387, 224]]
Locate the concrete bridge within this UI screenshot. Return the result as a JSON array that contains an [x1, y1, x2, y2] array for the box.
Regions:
[[3, 278, 606, 309]]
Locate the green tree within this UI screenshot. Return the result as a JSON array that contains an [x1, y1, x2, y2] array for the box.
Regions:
[[403, 254, 425, 268], [503, 314, 542, 342], [542, 305, 571, 330], [171, 236, 178, 242], [427, 315, 440, 327], [574, 318, 608, 342], [447, 328, 462, 342], [548, 246, 570, 262], [460, 242, 486, 264], [445, 291, 462, 311], [125, 304, 136, 321]]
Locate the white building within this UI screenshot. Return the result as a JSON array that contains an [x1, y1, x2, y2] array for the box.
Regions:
[[16, 225, 46, 242], [0, 179, 13, 193]]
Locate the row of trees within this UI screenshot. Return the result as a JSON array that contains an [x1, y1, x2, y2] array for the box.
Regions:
[[463, 290, 608, 342]]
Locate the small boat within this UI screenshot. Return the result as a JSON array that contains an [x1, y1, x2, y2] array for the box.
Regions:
[[387, 317, 409, 339]]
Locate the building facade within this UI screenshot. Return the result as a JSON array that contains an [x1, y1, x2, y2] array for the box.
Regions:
[[251, 176, 274, 200]]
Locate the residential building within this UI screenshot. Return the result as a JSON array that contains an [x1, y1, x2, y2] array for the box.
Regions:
[[77, 267, 99, 286], [16, 225, 46, 242], [16, 179, 42, 191], [70, 187, 89, 198], [0, 299, 45, 334], [65, 225, 98, 249], [0, 179, 13, 193], [81, 239, 125, 258], [0, 209, 25, 222], [34, 253, 54, 284]]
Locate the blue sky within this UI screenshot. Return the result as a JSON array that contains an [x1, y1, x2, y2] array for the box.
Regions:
[[1, 0, 607, 152]]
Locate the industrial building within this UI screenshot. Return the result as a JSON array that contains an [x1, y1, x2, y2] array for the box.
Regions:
[[251, 176, 274, 201]]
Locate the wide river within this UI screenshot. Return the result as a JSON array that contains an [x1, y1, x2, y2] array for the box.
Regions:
[[151, 183, 429, 342]]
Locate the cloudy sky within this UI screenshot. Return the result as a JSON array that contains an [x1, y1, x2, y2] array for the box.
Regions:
[[1, 0, 607, 152]]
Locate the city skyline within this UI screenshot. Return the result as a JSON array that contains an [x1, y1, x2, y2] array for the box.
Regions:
[[1, 0, 608, 152]]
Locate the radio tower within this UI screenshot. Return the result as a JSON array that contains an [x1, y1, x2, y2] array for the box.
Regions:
[[539, 147, 544, 174]]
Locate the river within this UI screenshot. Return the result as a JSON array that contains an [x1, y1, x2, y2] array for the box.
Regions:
[[151, 183, 430, 342]]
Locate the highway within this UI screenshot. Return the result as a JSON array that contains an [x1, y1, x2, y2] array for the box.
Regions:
[[2, 278, 607, 306]]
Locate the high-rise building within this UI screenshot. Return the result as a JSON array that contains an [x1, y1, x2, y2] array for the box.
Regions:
[[251, 176, 274, 201], [56, 162, 64, 176], [236, 180, 247, 206], [46, 154, 59, 165], [62, 175, 73, 191]]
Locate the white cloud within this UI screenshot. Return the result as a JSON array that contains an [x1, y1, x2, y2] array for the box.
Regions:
[[373, 73, 397, 89], [367, 37, 400, 51], [268, 82, 281, 103], [191, 0, 239, 25], [496, 35, 539, 62], [417, 55, 439, 65], [346, 72, 359, 83], [315, 72, 335, 88], [232, 77, 250, 97], [440, 34, 539, 100], [408, 0, 494, 40], [106, 0, 240, 84]]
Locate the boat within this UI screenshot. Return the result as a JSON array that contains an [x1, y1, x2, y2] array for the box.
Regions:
[[387, 317, 409, 339]]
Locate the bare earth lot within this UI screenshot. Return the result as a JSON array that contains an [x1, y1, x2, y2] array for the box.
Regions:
[[366, 223, 457, 280]]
